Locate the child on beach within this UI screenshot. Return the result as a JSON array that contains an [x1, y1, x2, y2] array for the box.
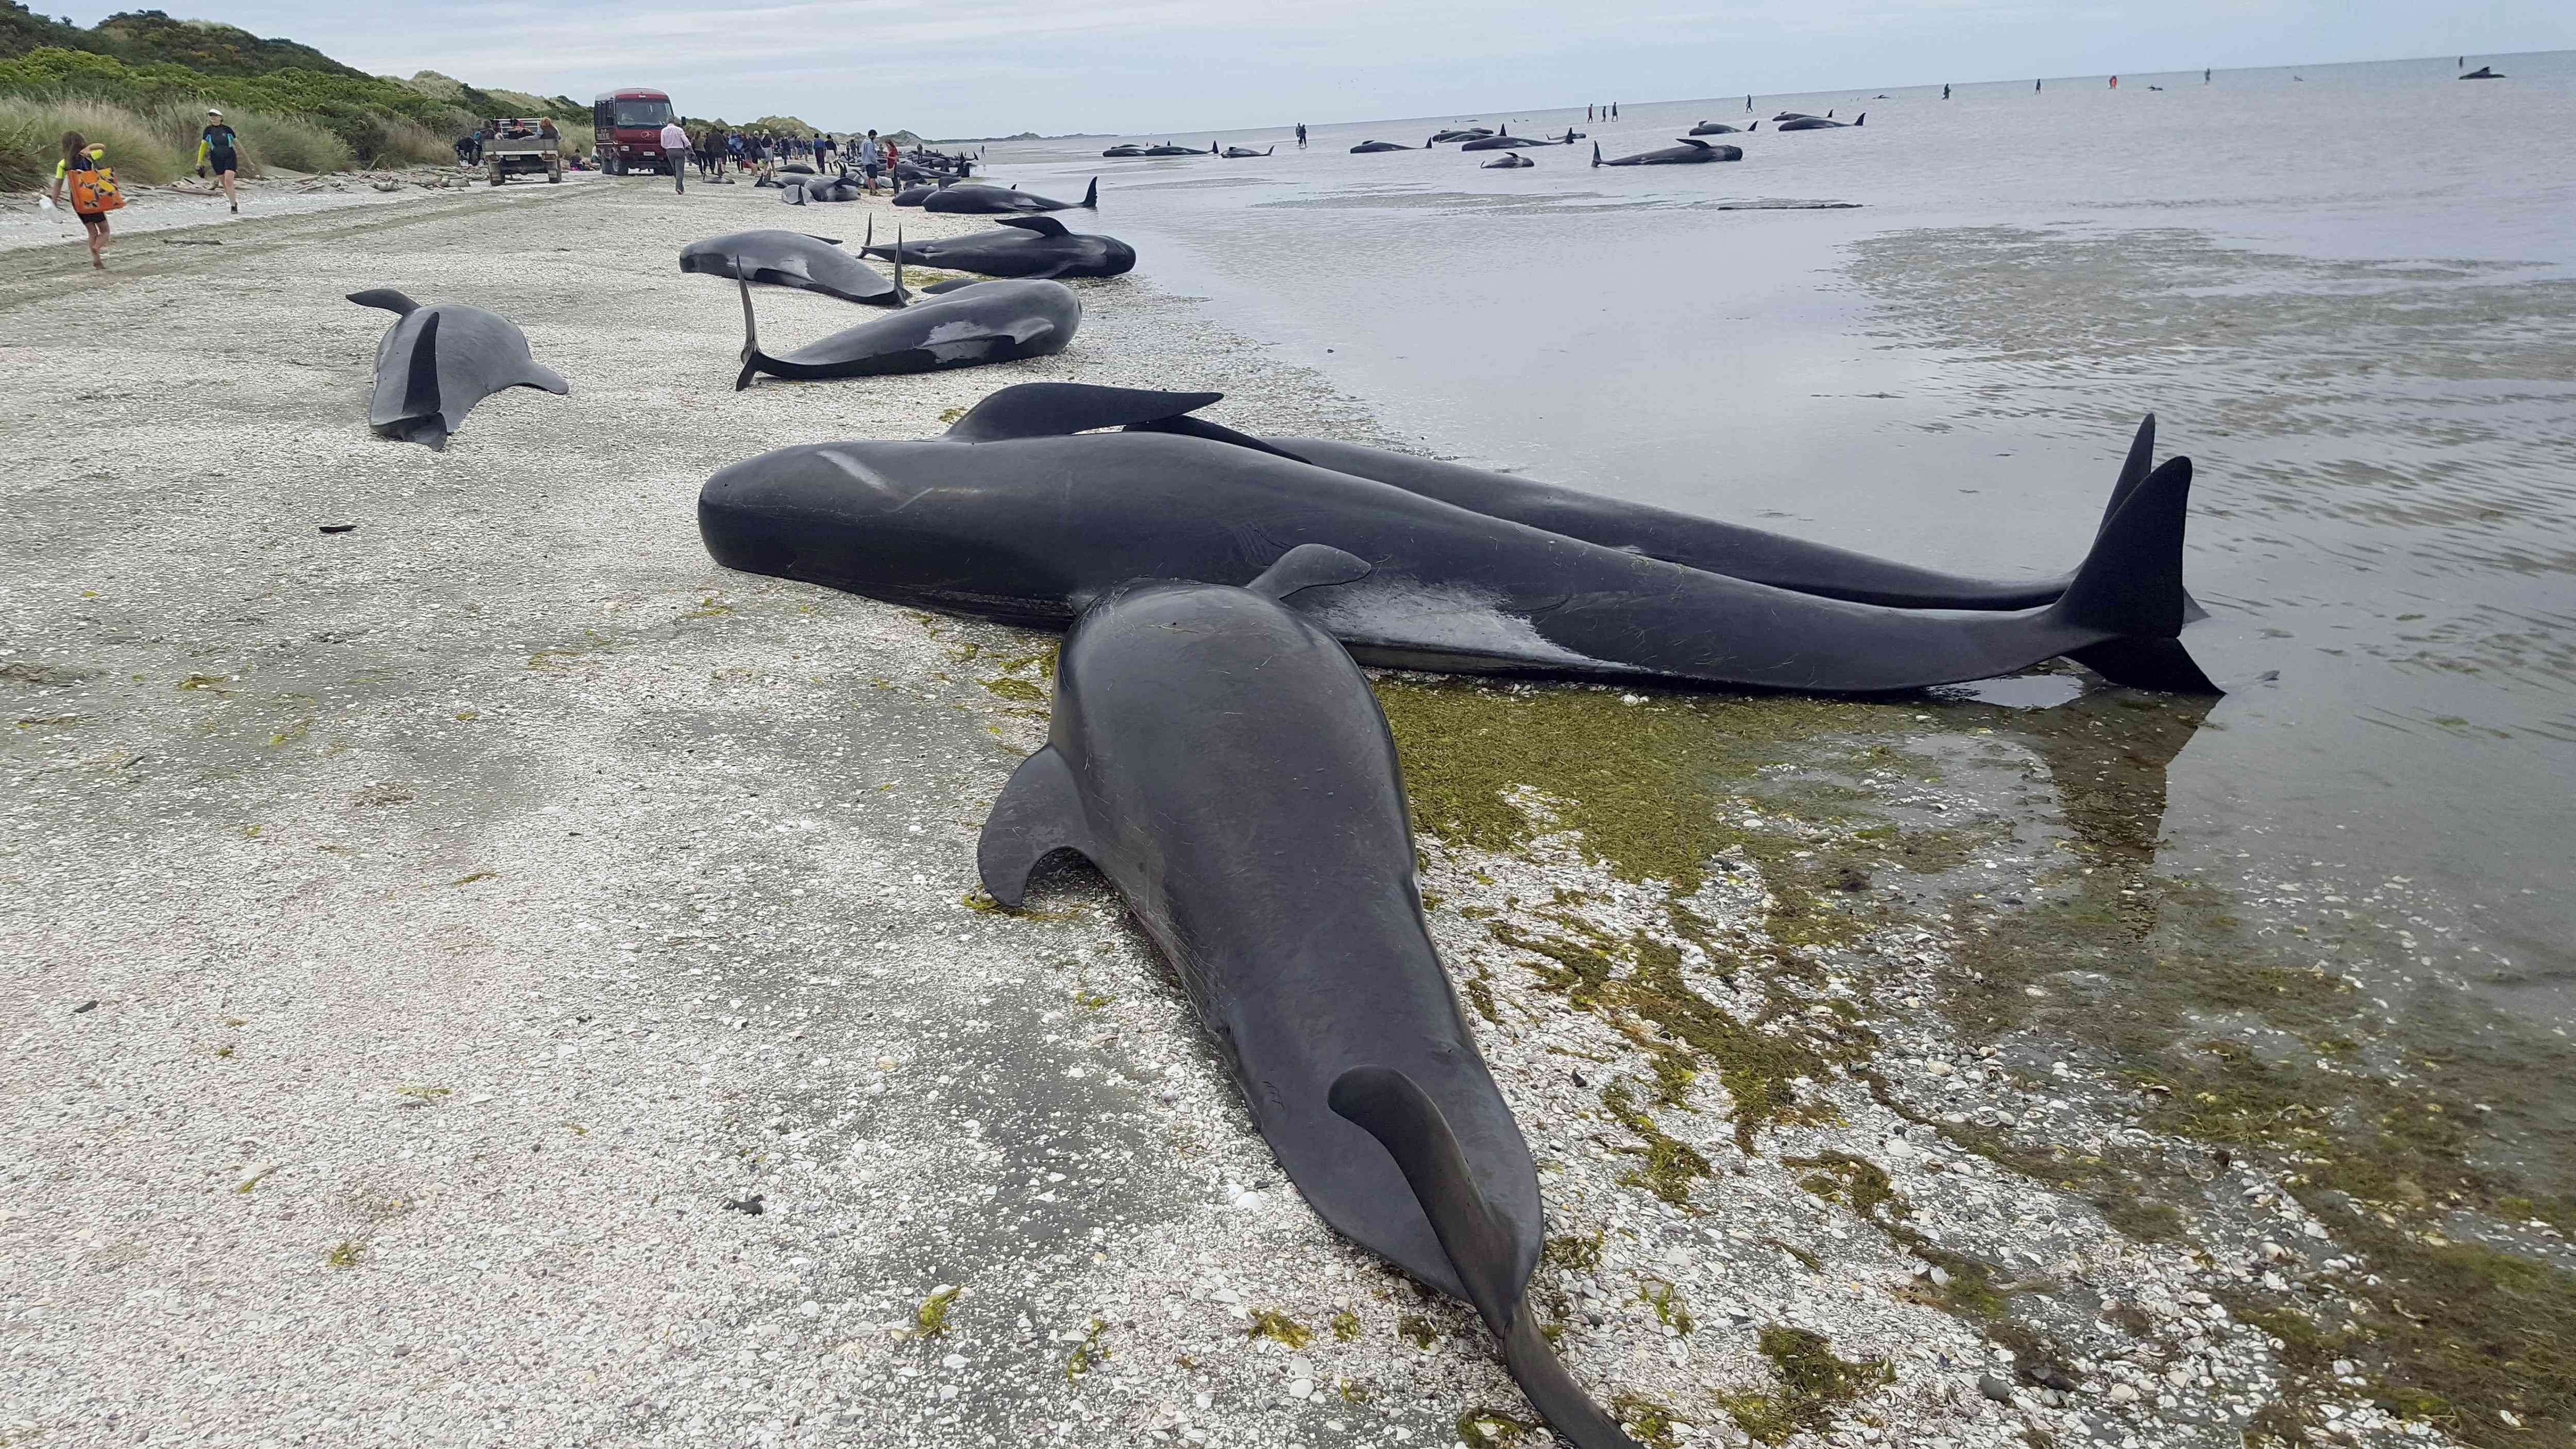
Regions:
[[46, 131, 118, 270]]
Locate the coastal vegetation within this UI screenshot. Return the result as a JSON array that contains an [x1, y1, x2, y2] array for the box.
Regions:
[[0, 5, 586, 187]]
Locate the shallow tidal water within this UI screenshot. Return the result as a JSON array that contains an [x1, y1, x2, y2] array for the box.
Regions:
[[976, 52, 2576, 1058]]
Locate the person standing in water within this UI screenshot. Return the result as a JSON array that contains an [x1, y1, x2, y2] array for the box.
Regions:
[[1943, 83, 1951, 99], [47, 131, 116, 269], [2035, 78, 2043, 92], [1296, 122, 1307, 147], [196, 108, 240, 214]]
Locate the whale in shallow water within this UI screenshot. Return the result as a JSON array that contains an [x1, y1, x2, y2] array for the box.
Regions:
[[1101, 144, 1148, 156], [1132, 414, 2194, 615], [923, 178, 1097, 214], [1429, 127, 1495, 143], [1481, 152, 1535, 168], [1460, 127, 1561, 151], [1688, 121, 1744, 134], [347, 289, 567, 451], [698, 383, 2220, 694], [978, 543, 1642, 1448], [1350, 139, 1415, 152], [1221, 144, 1275, 158], [680, 230, 905, 307], [1593, 138, 1740, 166], [1140, 143, 1200, 156], [1777, 112, 1863, 129], [861, 215, 1135, 279]]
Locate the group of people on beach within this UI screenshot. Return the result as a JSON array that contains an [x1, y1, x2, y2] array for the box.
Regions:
[[44, 107, 240, 269], [660, 126, 902, 193]]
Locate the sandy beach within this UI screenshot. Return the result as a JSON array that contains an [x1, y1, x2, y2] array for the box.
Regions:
[[0, 169, 2542, 1449]]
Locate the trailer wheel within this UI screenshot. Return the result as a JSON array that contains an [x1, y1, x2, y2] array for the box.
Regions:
[[488, 162, 504, 187], [547, 159, 562, 183]]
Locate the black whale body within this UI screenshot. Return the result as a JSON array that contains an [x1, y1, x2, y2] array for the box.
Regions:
[[1350, 139, 1414, 152], [1481, 153, 1535, 168], [1593, 138, 1740, 166], [680, 230, 905, 308], [1777, 113, 1863, 129], [923, 178, 1097, 214], [697, 383, 2218, 694], [862, 215, 1135, 279], [978, 547, 1641, 1449], [1149, 420, 2176, 612], [1689, 121, 1744, 134], [730, 276, 1078, 388]]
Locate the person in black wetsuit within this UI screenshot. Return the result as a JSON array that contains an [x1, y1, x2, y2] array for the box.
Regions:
[[197, 108, 241, 214]]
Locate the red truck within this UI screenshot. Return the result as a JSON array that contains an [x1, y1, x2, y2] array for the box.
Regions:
[[592, 88, 676, 176]]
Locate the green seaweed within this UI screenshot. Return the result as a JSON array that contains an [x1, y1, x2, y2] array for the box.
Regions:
[[1245, 1309, 1312, 1350], [1717, 1326, 1891, 1445], [1599, 1083, 1711, 1207], [912, 1285, 961, 1338]]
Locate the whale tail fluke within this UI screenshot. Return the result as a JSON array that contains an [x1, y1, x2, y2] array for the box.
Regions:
[[2046, 454, 2221, 693], [1330, 1067, 1643, 1449], [1081, 176, 1097, 208], [349, 287, 420, 316]]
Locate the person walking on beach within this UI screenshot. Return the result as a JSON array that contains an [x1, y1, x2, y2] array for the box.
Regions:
[[195, 109, 241, 215], [47, 132, 118, 270], [658, 117, 688, 193]]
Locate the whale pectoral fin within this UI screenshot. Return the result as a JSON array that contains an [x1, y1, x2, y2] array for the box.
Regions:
[[977, 745, 1094, 910], [944, 382, 1225, 442], [1248, 543, 1372, 601], [397, 312, 443, 430], [518, 362, 571, 396]]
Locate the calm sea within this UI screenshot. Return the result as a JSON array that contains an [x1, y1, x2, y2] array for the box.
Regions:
[[978, 50, 2576, 1026]]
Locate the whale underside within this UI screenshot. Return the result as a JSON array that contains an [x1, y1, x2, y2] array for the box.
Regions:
[[348, 289, 568, 451], [697, 383, 2219, 695]]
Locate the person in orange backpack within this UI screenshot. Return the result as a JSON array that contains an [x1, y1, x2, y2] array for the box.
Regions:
[[46, 131, 120, 270]]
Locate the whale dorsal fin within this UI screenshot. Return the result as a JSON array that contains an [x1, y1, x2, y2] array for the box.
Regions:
[[1247, 544, 1370, 601], [945, 383, 1223, 442], [995, 215, 1071, 237], [976, 746, 1094, 910], [348, 288, 420, 316]]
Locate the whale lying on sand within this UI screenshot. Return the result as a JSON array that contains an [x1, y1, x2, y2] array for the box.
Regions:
[[1593, 138, 1740, 165], [924, 178, 1097, 214], [1460, 128, 1561, 150], [698, 383, 2219, 694], [1688, 121, 1744, 134], [1221, 145, 1275, 157], [348, 289, 567, 451], [1102, 144, 1148, 156], [1141, 143, 1200, 156], [730, 264, 1077, 389], [680, 230, 905, 307], [1481, 153, 1535, 168], [862, 215, 1135, 279], [1429, 127, 1495, 142], [979, 542, 1642, 1449], [1130, 411, 2189, 614], [1777, 113, 1863, 129], [1350, 139, 1414, 152]]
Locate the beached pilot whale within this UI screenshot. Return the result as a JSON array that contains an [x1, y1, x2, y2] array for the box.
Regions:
[[728, 255, 1078, 389], [1593, 138, 1741, 166], [347, 289, 567, 451], [977, 543, 1643, 1449], [680, 230, 906, 307], [1429, 127, 1495, 142], [1688, 121, 1744, 134], [862, 215, 1136, 279], [1221, 145, 1275, 158], [1141, 143, 1200, 156], [924, 178, 1097, 214], [1777, 112, 1863, 129], [698, 383, 2220, 694], [1460, 127, 1562, 150], [1482, 152, 1536, 168], [1102, 144, 1148, 157], [2459, 65, 2502, 79], [1129, 411, 2183, 615], [1350, 139, 1415, 152]]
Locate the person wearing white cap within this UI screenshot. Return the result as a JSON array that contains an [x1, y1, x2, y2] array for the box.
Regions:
[[195, 108, 240, 214]]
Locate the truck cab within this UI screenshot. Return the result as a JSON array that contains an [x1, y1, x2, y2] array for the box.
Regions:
[[592, 89, 675, 176]]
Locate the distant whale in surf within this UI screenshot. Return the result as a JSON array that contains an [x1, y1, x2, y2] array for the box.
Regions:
[[347, 289, 567, 451], [1350, 140, 1414, 152], [1428, 127, 1494, 143], [1460, 127, 1561, 151], [1101, 144, 1148, 157], [924, 178, 1097, 214], [1132, 411, 2190, 615], [1777, 113, 1864, 129], [1221, 145, 1275, 158], [680, 230, 905, 308], [1688, 121, 1744, 135], [978, 543, 1645, 1449], [1140, 143, 1201, 156], [1592, 138, 1740, 166], [697, 383, 2222, 694], [2459, 65, 2501, 79], [1481, 152, 1535, 168]]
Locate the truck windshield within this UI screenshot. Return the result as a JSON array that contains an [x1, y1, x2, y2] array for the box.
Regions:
[[612, 99, 672, 128]]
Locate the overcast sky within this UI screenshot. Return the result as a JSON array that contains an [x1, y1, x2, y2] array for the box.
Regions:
[[59, 0, 2572, 136]]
